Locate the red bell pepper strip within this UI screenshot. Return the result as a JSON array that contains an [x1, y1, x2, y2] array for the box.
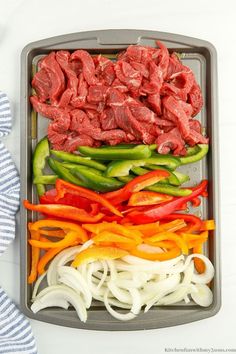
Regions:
[[104, 170, 170, 205], [128, 191, 173, 206], [23, 200, 104, 223], [55, 179, 122, 217], [126, 180, 208, 224], [161, 213, 202, 232], [40, 188, 96, 212]]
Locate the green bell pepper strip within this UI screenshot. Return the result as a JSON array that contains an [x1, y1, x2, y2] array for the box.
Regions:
[[50, 150, 106, 171], [32, 137, 50, 196], [106, 155, 180, 178], [78, 145, 152, 160], [137, 165, 180, 186], [48, 158, 87, 187], [117, 175, 134, 183], [179, 144, 209, 165], [71, 166, 124, 192], [62, 163, 103, 176], [33, 175, 58, 184], [99, 144, 157, 151], [172, 171, 190, 184], [146, 184, 192, 197]]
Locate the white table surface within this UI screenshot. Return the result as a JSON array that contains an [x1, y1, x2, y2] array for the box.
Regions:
[[0, 0, 235, 353]]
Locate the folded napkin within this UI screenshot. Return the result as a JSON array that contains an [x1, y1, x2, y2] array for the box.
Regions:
[[0, 92, 37, 354]]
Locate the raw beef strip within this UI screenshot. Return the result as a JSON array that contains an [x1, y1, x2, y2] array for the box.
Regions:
[[178, 100, 194, 117], [161, 70, 195, 101], [112, 78, 129, 93], [62, 134, 94, 152], [57, 89, 74, 108], [70, 50, 98, 85], [70, 109, 101, 137], [114, 61, 142, 92], [162, 96, 190, 139], [186, 130, 209, 146], [39, 52, 65, 104], [186, 118, 208, 145], [156, 127, 186, 155], [55, 51, 78, 99], [166, 53, 185, 79], [130, 62, 149, 78], [87, 85, 109, 103], [100, 108, 118, 130], [30, 96, 71, 132], [106, 88, 126, 107], [113, 106, 155, 144], [147, 93, 162, 115], [188, 81, 203, 116], [31, 68, 51, 103], [47, 123, 68, 148], [94, 55, 115, 85], [189, 119, 201, 132], [154, 116, 175, 127], [155, 40, 169, 80], [71, 73, 88, 108], [142, 61, 164, 115], [118, 45, 158, 64], [129, 106, 156, 123], [86, 110, 101, 128], [94, 129, 129, 145]]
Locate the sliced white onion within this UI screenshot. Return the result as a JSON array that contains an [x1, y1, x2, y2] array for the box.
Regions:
[[144, 273, 181, 312], [122, 254, 184, 268], [156, 261, 194, 306], [47, 246, 82, 286], [31, 285, 87, 322], [104, 288, 141, 321], [106, 260, 117, 281], [107, 282, 132, 304], [47, 241, 93, 286], [57, 266, 92, 308], [190, 284, 213, 307], [31, 248, 215, 322], [184, 254, 215, 284], [32, 272, 47, 300], [95, 261, 108, 291], [31, 298, 69, 311]]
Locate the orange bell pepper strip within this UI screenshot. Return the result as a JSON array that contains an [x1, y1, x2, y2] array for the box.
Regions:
[[24, 200, 104, 223], [179, 231, 208, 249], [92, 231, 139, 245], [29, 230, 85, 249], [30, 219, 85, 233], [30, 219, 88, 243], [159, 219, 187, 233], [37, 241, 78, 275], [151, 240, 177, 248], [200, 219, 215, 231], [193, 244, 206, 273], [28, 228, 40, 284], [71, 246, 128, 267], [126, 222, 160, 237], [55, 179, 122, 217], [39, 229, 66, 238], [146, 232, 189, 255], [128, 191, 173, 206], [159, 213, 202, 232], [130, 245, 181, 261], [82, 222, 142, 242]]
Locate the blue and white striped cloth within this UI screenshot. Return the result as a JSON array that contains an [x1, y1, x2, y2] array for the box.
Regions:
[[0, 91, 37, 354]]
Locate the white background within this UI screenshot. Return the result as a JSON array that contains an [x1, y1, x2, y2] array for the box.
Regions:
[[0, 0, 235, 353]]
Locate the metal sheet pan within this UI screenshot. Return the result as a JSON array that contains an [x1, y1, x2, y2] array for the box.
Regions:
[[20, 29, 221, 330]]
